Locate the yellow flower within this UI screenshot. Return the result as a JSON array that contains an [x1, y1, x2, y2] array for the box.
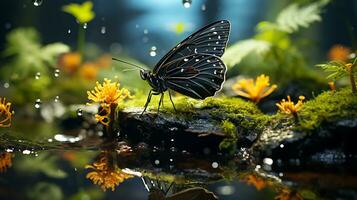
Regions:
[[62, 1, 95, 24], [0, 97, 13, 128], [0, 152, 13, 172], [232, 74, 277, 103], [244, 174, 267, 191], [88, 78, 131, 106], [276, 95, 305, 115], [85, 152, 133, 191], [87, 78, 131, 126]]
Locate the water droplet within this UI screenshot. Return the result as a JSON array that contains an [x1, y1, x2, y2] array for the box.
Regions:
[[33, 0, 43, 7], [77, 108, 83, 116], [212, 162, 219, 168], [218, 35, 221, 39], [67, 29, 71, 34], [154, 160, 160, 165], [83, 23, 88, 29], [201, 4, 206, 11], [100, 26, 106, 34], [184, 58, 189, 62], [35, 72, 41, 80], [5, 148, 13, 153], [280, 144, 284, 148], [182, 0, 192, 8], [279, 172, 284, 177], [54, 69, 60, 77], [169, 158, 173, 162], [22, 149, 31, 154], [48, 138, 53, 142], [195, 59, 199, 62], [149, 46, 157, 57], [3, 82, 9, 88], [54, 96, 60, 102], [34, 99, 41, 109], [143, 29, 149, 34], [213, 31, 217, 35], [263, 157, 273, 165]]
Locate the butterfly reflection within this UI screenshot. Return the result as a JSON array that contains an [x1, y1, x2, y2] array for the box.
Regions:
[[142, 176, 218, 200]]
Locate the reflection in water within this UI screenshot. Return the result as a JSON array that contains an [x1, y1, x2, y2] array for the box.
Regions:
[[85, 151, 134, 191], [142, 176, 218, 200], [0, 152, 13, 172]]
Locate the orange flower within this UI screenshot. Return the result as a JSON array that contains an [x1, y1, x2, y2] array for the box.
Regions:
[[276, 96, 305, 116], [275, 188, 303, 200], [58, 52, 82, 74], [85, 152, 133, 191], [328, 45, 351, 62], [328, 81, 336, 91], [79, 62, 98, 81], [0, 152, 13, 172], [244, 174, 267, 190], [0, 97, 13, 128], [95, 54, 112, 68], [232, 74, 277, 103]]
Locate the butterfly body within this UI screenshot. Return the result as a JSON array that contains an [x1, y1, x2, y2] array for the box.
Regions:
[[136, 20, 231, 115]]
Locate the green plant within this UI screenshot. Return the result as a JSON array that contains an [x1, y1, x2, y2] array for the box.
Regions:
[[317, 58, 357, 93], [62, 1, 95, 56], [1, 28, 69, 104], [223, 0, 330, 85]]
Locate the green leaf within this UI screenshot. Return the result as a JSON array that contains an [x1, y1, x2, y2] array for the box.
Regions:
[[222, 39, 271, 67], [276, 0, 329, 33]]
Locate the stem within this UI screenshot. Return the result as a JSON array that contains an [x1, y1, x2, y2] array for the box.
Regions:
[[350, 66, 356, 93], [107, 103, 117, 138], [77, 23, 85, 57]]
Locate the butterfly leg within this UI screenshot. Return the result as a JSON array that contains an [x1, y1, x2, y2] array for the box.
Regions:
[[168, 90, 177, 112], [157, 93, 164, 114], [141, 90, 153, 116]]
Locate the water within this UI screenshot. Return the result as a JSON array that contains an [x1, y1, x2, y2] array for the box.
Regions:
[[1, 0, 357, 199]]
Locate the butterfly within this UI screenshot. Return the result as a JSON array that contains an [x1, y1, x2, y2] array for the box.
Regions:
[[141, 176, 218, 200], [113, 20, 230, 115]]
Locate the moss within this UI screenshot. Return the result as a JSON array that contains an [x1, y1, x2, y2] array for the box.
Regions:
[[220, 120, 236, 138], [219, 120, 238, 154], [297, 87, 357, 131]]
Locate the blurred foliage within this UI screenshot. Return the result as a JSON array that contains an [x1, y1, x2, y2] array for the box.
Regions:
[[27, 182, 63, 200], [69, 188, 104, 200], [223, 0, 330, 86], [1, 27, 69, 105], [2, 28, 69, 79], [14, 153, 67, 179], [317, 60, 356, 80]]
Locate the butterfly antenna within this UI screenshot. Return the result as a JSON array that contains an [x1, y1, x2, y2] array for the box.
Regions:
[[112, 57, 145, 70], [122, 68, 140, 72]]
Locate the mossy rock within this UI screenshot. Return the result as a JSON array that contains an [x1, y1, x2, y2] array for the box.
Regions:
[[117, 95, 269, 155]]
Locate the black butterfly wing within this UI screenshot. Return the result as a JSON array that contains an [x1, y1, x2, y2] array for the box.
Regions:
[[163, 54, 226, 99], [154, 20, 230, 75]]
